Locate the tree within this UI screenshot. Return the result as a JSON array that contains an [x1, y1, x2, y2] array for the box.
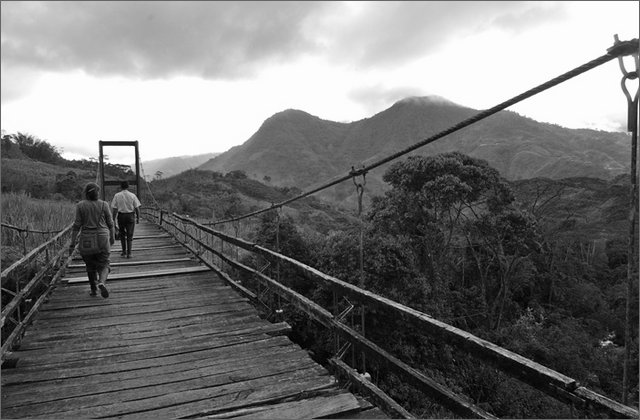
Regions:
[[370, 153, 512, 274], [463, 209, 539, 329], [225, 170, 247, 179], [54, 171, 81, 200], [7, 132, 61, 163], [368, 152, 539, 330], [154, 170, 163, 181]]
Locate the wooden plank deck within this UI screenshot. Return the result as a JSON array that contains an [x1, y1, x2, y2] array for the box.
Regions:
[[1, 221, 386, 419]]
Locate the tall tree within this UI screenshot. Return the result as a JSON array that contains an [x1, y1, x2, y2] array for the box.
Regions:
[[368, 152, 537, 329]]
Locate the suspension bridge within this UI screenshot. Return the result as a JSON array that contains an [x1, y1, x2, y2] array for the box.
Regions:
[[1, 37, 638, 419]]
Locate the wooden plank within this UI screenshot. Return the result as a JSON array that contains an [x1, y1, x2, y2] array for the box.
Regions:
[[130, 234, 171, 239], [11, 320, 284, 369], [21, 303, 257, 345], [39, 291, 239, 312], [17, 320, 290, 356], [341, 407, 390, 419], [98, 368, 336, 420], [16, 309, 258, 344], [67, 257, 192, 269], [3, 336, 293, 385], [33, 293, 249, 320], [53, 270, 223, 294], [13, 364, 331, 418], [17, 313, 268, 349], [68, 260, 205, 278], [110, 244, 183, 252], [64, 265, 210, 283], [207, 390, 366, 419], [39, 285, 242, 311], [3, 344, 309, 410], [5, 334, 293, 389], [40, 290, 236, 311], [51, 279, 222, 300], [3, 344, 302, 402]]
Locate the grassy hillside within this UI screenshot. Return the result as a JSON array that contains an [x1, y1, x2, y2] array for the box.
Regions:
[[1, 158, 97, 200], [147, 168, 358, 237]]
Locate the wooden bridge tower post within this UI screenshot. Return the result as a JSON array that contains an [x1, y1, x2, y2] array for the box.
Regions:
[[98, 141, 141, 201]]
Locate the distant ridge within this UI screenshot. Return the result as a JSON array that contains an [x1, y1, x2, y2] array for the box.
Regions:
[[141, 152, 220, 179], [199, 95, 629, 203]]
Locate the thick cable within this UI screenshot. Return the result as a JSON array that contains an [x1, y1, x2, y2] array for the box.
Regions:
[[205, 39, 637, 227], [138, 157, 161, 209]]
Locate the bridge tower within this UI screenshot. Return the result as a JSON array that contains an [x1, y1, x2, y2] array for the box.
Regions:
[[98, 140, 141, 201]]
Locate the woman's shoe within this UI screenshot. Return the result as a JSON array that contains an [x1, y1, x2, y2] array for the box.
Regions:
[[99, 284, 109, 298]]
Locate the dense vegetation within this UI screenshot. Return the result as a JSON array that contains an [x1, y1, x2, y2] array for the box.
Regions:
[[242, 152, 638, 418]]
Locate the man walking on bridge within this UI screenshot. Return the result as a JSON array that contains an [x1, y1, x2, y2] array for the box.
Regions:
[[111, 181, 141, 259]]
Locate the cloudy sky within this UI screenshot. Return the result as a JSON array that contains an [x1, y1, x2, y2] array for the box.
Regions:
[[1, 1, 638, 165]]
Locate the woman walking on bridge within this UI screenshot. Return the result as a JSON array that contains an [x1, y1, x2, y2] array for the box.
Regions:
[[68, 182, 115, 298]]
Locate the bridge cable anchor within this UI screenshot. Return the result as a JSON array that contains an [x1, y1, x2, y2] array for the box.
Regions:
[[613, 34, 639, 132]]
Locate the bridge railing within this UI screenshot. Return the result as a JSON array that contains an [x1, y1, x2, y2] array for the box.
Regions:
[[1, 223, 74, 362], [142, 207, 638, 419]]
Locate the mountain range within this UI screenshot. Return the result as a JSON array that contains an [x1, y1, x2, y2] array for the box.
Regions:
[[198, 96, 630, 205], [140, 152, 220, 179]]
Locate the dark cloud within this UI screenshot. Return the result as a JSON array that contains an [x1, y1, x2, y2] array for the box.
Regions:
[[1, 1, 567, 82], [1, 1, 326, 80], [322, 1, 567, 68], [1, 0, 568, 107]]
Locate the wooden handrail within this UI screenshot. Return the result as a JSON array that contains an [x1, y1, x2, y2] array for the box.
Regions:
[[1, 223, 74, 361], [1, 224, 73, 286], [159, 211, 639, 419]]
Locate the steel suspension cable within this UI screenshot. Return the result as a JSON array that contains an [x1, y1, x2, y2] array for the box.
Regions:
[[138, 157, 161, 209], [205, 38, 638, 227]]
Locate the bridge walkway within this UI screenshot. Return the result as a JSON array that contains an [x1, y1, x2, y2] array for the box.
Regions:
[[1, 221, 385, 419]]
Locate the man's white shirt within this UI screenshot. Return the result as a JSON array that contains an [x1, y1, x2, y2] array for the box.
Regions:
[[111, 190, 141, 213]]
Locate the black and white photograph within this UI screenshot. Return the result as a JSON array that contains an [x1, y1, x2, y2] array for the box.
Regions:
[[1, 1, 638, 418]]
